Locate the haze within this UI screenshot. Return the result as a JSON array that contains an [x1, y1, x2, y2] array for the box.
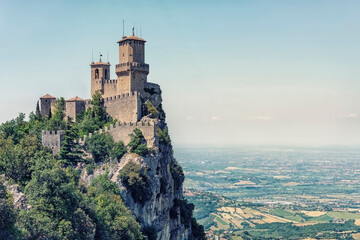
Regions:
[[0, 0, 359, 146]]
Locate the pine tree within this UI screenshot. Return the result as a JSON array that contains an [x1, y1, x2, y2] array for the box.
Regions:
[[58, 127, 84, 166], [35, 101, 42, 120]]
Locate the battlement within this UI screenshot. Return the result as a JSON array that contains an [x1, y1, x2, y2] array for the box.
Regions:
[[116, 62, 149, 73], [85, 91, 140, 105], [103, 91, 140, 103], [78, 121, 157, 147], [41, 130, 65, 155], [94, 79, 118, 85]]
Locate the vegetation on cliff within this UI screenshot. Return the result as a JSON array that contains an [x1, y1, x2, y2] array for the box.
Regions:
[[118, 161, 151, 204], [0, 96, 143, 239], [0, 90, 206, 240]]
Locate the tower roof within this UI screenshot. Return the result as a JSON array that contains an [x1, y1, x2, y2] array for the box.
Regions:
[[117, 34, 146, 44], [66, 96, 84, 102], [40, 94, 56, 99]]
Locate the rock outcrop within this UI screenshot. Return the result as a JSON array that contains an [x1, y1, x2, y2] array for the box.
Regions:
[[79, 83, 199, 240]]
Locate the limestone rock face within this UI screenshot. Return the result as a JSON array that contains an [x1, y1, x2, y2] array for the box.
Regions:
[[118, 85, 194, 240], [80, 85, 196, 240], [80, 145, 192, 240], [2, 179, 30, 210], [117, 146, 190, 240]]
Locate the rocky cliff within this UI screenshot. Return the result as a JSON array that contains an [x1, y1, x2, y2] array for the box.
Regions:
[[79, 83, 203, 240]]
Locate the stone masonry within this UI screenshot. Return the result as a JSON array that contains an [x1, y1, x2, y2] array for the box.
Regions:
[[41, 33, 157, 151], [42, 130, 64, 155]]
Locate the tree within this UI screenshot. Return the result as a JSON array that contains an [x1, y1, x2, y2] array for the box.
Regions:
[[91, 91, 108, 126], [118, 161, 151, 204], [17, 161, 91, 240], [58, 128, 84, 166], [85, 174, 142, 240], [128, 129, 148, 156], [0, 183, 16, 239], [0, 113, 28, 144], [47, 97, 67, 131], [73, 91, 114, 137], [111, 141, 126, 161], [0, 134, 50, 186], [35, 101, 42, 120], [85, 133, 114, 163]]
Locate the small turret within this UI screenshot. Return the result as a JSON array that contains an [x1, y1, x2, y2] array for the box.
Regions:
[[42, 130, 65, 155], [90, 58, 111, 97], [65, 96, 85, 122]]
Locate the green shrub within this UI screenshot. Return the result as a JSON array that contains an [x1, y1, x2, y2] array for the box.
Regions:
[[128, 129, 148, 156], [86, 163, 95, 175], [118, 161, 151, 204], [145, 101, 158, 118], [156, 127, 171, 144], [86, 175, 142, 240], [85, 133, 114, 163], [0, 183, 16, 239], [111, 141, 126, 160]]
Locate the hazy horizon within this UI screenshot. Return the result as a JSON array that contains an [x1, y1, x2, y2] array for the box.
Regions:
[[1, 0, 359, 146]]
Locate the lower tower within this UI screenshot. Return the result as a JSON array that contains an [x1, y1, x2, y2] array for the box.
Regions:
[[90, 59, 110, 97]]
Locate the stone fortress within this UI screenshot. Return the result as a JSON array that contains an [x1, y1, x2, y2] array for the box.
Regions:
[[41, 32, 162, 154]]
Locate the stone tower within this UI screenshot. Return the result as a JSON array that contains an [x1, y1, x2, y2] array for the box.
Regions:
[[65, 96, 85, 122], [115, 34, 149, 94], [90, 59, 111, 97], [40, 94, 56, 118]]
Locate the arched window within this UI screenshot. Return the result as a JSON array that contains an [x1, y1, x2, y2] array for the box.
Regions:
[[105, 69, 108, 79], [95, 69, 99, 79]]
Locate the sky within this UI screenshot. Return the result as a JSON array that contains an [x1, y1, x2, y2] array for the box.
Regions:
[[0, 0, 360, 146]]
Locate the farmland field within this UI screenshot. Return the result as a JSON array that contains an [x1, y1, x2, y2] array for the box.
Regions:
[[176, 146, 360, 239]]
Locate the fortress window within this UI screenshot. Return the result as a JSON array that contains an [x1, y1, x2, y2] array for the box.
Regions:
[[105, 69, 108, 79], [95, 69, 99, 79]]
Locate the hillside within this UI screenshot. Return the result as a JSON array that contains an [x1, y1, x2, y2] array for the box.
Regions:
[[0, 87, 205, 239]]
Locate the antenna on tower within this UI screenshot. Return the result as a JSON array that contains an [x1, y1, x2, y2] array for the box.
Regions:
[[99, 52, 102, 62], [122, 20, 125, 37], [91, 49, 94, 62]]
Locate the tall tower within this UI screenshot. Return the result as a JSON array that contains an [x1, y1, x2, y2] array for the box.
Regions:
[[90, 59, 110, 97], [115, 33, 149, 94]]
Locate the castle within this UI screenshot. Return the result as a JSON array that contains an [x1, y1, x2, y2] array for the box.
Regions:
[[41, 32, 160, 154]]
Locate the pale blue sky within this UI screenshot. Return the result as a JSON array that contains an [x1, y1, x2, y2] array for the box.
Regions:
[[1, 0, 360, 146]]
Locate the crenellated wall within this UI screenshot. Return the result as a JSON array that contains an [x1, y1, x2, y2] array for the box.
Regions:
[[41, 130, 65, 155], [78, 121, 157, 148], [102, 79, 118, 98], [84, 92, 142, 124]]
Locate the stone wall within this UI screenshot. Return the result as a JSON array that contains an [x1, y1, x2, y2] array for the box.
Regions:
[[102, 79, 118, 98], [103, 91, 141, 123], [40, 98, 55, 118], [118, 40, 145, 64], [79, 121, 157, 147], [42, 130, 65, 155]]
